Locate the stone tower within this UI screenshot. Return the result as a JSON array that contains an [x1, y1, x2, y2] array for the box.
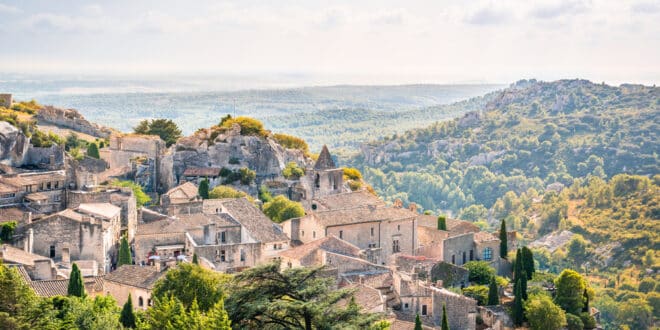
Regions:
[[308, 145, 343, 199]]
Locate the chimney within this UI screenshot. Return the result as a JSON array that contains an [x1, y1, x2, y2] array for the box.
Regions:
[[393, 199, 403, 208], [358, 274, 365, 284], [436, 280, 443, 288], [204, 223, 217, 245], [24, 229, 34, 254], [408, 202, 417, 213], [154, 261, 161, 272], [23, 212, 32, 224]]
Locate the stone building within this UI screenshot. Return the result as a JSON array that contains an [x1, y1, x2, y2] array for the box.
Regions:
[[14, 203, 122, 274], [158, 181, 202, 215], [136, 198, 290, 272], [1, 244, 60, 280], [282, 192, 419, 266], [104, 265, 166, 310], [181, 167, 222, 187], [298, 145, 344, 200], [0, 170, 66, 213]]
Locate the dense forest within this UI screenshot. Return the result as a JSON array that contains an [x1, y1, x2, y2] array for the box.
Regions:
[[352, 79, 659, 217]]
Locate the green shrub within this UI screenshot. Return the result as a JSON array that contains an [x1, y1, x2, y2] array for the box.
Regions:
[[239, 168, 256, 185], [228, 157, 240, 165], [209, 185, 248, 199], [282, 162, 305, 180], [580, 312, 596, 329], [263, 195, 304, 223], [464, 261, 496, 285], [565, 313, 583, 330], [348, 180, 362, 191], [110, 180, 151, 207], [343, 167, 362, 181], [273, 133, 309, 155], [638, 278, 655, 293], [462, 285, 489, 305], [220, 116, 267, 137]]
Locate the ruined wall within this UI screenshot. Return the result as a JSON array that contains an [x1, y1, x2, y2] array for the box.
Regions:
[[418, 226, 449, 247], [431, 287, 477, 330], [25, 145, 64, 168], [36, 106, 112, 138]]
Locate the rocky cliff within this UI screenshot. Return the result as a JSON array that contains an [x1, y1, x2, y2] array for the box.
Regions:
[[0, 121, 30, 166], [36, 106, 113, 138]]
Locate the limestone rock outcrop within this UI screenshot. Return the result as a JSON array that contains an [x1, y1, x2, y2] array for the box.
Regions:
[[0, 121, 30, 166], [36, 106, 113, 138]]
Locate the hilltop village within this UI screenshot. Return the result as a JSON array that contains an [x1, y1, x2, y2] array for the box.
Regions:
[[0, 94, 601, 330]]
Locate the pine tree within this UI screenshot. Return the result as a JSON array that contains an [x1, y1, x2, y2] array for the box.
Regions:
[[499, 220, 508, 259], [441, 303, 449, 330], [487, 276, 499, 305], [120, 293, 137, 328], [437, 215, 447, 231], [582, 288, 589, 313], [67, 263, 86, 298], [522, 246, 535, 280], [118, 236, 132, 267], [414, 313, 423, 330], [205, 299, 232, 329], [512, 279, 524, 325], [192, 253, 199, 265], [86, 143, 100, 159], [198, 179, 209, 199]]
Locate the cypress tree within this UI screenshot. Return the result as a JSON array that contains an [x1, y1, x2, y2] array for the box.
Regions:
[[67, 263, 86, 298], [118, 236, 132, 267], [582, 288, 590, 312], [86, 143, 100, 159], [520, 270, 528, 300], [120, 293, 137, 328], [414, 313, 422, 330], [512, 279, 524, 325], [514, 248, 523, 282], [437, 215, 447, 231], [499, 220, 508, 259], [192, 253, 199, 265], [522, 246, 535, 280], [441, 303, 449, 330], [487, 276, 499, 305], [198, 179, 209, 199]]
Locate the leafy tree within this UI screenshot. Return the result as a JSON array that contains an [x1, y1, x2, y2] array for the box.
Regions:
[[0, 221, 17, 243], [522, 246, 534, 280], [343, 167, 362, 181], [273, 133, 309, 155], [441, 303, 449, 330], [220, 116, 267, 137], [566, 234, 589, 268], [134, 119, 183, 147], [565, 313, 583, 330], [68, 263, 86, 298], [554, 269, 586, 315], [152, 263, 228, 313], [487, 276, 499, 305], [414, 313, 422, 330], [615, 298, 653, 330], [459, 204, 488, 221], [86, 142, 100, 159], [239, 167, 256, 185], [120, 294, 136, 328], [0, 261, 38, 326], [209, 185, 248, 199], [110, 180, 151, 207], [198, 179, 209, 199], [499, 220, 507, 259], [514, 248, 523, 281], [525, 293, 566, 330], [638, 278, 655, 293], [225, 262, 383, 329], [512, 279, 524, 325], [282, 161, 305, 179], [141, 295, 189, 329], [580, 312, 596, 329], [263, 195, 305, 223], [118, 236, 132, 267], [462, 285, 489, 305], [204, 299, 232, 329], [437, 215, 447, 230], [463, 261, 496, 285], [258, 185, 273, 203]]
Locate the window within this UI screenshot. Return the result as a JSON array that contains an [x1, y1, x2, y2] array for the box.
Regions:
[[54, 194, 61, 202], [397, 225, 400, 231], [50, 245, 56, 258], [470, 249, 474, 261], [315, 174, 320, 188], [220, 250, 226, 262], [313, 231, 316, 239], [422, 305, 427, 316], [483, 247, 493, 261], [452, 254, 455, 264], [371, 227, 374, 237], [138, 297, 144, 307], [46, 182, 51, 190], [301, 230, 305, 237], [392, 240, 400, 253], [54, 181, 59, 189], [240, 249, 246, 262], [220, 231, 226, 243], [404, 303, 409, 309], [339, 230, 343, 239], [148, 299, 152, 306]]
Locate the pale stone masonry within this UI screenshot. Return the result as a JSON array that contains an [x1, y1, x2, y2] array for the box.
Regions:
[[104, 265, 166, 310]]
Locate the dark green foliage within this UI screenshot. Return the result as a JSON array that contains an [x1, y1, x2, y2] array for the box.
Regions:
[[522, 247, 535, 280], [110, 180, 151, 207], [499, 220, 507, 258], [638, 278, 655, 293], [120, 294, 136, 328], [152, 263, 227, 313], [582, 288, 589, 312], [512, 279, 524, 325], [225, 262, 384, 329], [437, 215, 447, 230], [487, 276, 499, 305], [263, 195, 305, 223], [258, 185, 273, 203], [441, 303, 449, 330], [566, 313, 583, 330], [31, 129, 64, 148], [514, 248, 523, 282], [0, 221, 17, 243], [414, 313, 422, 330], [554, 269, 586, 315], [67, 263, 86, 298], [520, 270, 528, 300], [198, 179, 210, 199], [118, 236, 132, 267], [239, 167, 256, 185], [192, 253, 199, 265], [464, 261, 496, 285], [134, 118, 183, 147], [462, 285, 489, 306], [86, 142, 100, 159], [580, 312, 596, 329]]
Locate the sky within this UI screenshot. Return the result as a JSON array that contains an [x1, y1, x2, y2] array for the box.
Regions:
[[0, 0, 659, 85]]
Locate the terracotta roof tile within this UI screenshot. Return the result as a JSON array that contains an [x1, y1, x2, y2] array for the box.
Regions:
[[164, 182, 199, 200], [104, 265, 164, 289]]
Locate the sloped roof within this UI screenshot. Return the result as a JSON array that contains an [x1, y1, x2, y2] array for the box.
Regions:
[[104, 265, 164, 289], [165, 182, 199, 200], [1, 244, 51, 266], [78, 203, 121, 219], [417, 215, 480, 236], [219, 198, 289, 243], [336, 283, 384, 312], [137, 212, 236, 236], [28, 276, 104, 297], [474, 231, 499, 243], [310, 191, 384, 212], [314, 145, 336, 170], [310, 205, 417, 227], [279, 235, 361, 260]]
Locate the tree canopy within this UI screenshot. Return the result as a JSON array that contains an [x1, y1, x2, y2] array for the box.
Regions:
[[263, 195, 305, 223], [152, 263, 229, 313], [525, 293, 566, 330], [134, 118, 183, 147]]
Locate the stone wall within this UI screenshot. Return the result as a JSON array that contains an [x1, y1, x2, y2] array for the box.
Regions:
[[66, 188, 138, 242], [36, 106, 112, 138], [25, 145, 64, 168], [430, 285, 477, 330], [442, 233, 475, 266], [430, 262, 469, 288], [134, 232, 185, 265], [191, 242, 261, 272], [104, 281, 153, 310]]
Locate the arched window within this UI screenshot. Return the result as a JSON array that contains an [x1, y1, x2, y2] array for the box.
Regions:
[[483, 247, 493, 261], [315, 174, 320, 188], [138, 296, 144, 307]]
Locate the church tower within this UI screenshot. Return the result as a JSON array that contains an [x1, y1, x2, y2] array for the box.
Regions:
[[309, 145, 343, 198]]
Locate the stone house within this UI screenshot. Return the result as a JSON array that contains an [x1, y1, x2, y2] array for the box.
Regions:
[[66, 187, 138, 242], [136, 198, 290, 272], [104, 265, 166, 310], [159, 181, 202, 215], [282, 194, 419, 266], [0, 170, 66, 213], [393, 255, 469, 288], [181, 167, 222, 187], [1, 244, 60, 280], [14, 203, 122, 274]]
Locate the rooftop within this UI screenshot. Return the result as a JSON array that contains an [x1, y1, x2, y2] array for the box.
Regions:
[[137, 212, 238, 236], [77, 203, 121, 219], [164, 182, 199, 202], [309, 191, 384, 212], [104, 265, 165, 289], [218, 198, 290, 243], [314, 145, 336, 170], [309, 204, 417, 227], [279, 235, 361, 261], [1, 244, 51, 266], [417, 215, 480, 236]]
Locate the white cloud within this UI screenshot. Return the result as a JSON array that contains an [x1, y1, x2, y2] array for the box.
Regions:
[[464, 3, 514, 25], [0, 3, 20, 14]]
